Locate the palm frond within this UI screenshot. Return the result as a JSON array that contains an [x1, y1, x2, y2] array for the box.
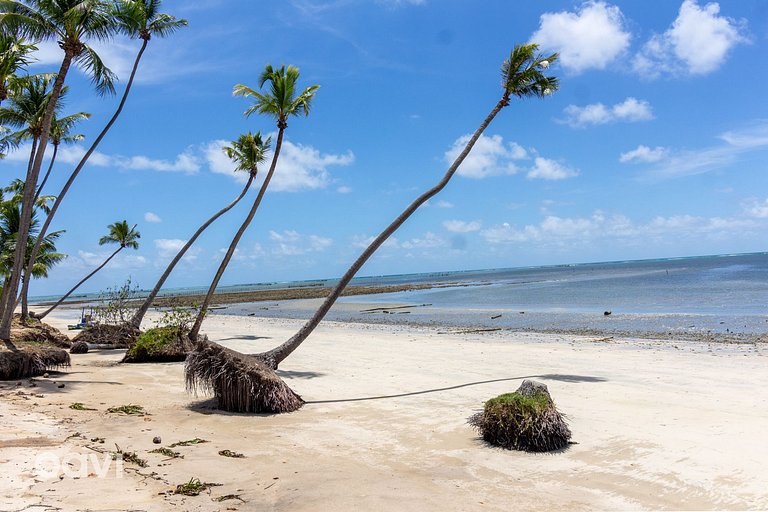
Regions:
[[77, 43, 116, 95]]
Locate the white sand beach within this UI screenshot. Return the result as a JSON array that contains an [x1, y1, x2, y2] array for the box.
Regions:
[[2, 308, 767, 511]]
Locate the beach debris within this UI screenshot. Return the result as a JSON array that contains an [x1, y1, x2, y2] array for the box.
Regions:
[[169, 437, 208, 447], [69, 402, 96, 411], [468, 379, 571, 452], [106, 404, 146, 415], [491, 314, 502, 319], [214, 494, 244, 503], [218, 449, 245, 458], [90, 437, 105, 443], [110, 444, 148, 468], [150, 447, 183, 459], [69, 341, 89, 354], [603, 311, 612, 316], [57, 383, 65, 388], [173, 478, 221, 496], [437, 328, 502, 335], [43, 372, 49, 378], [152, 436, 162, 444], [359, 304, 431, 314]]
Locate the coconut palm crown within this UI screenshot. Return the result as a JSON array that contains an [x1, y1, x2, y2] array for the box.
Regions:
[[113, 0, 187, 41], [99, 220, 140, 249], [0, 32, 36, 102], [233, 64, 319, 129], [223, 131, 271, 176]]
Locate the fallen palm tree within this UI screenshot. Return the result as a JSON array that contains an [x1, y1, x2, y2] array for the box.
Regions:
[[1, 341, 69, 379], [186, 44, 559, 413]]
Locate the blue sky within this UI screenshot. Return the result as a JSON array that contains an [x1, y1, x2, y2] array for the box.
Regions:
[[5, 0, 768, 296]]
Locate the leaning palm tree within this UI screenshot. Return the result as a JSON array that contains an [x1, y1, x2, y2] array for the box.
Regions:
[[187, 64, 319, 341], [34, 111, 90, 200], [0, 31, 35, 104], [129, 134, 267, 330], [16, 0, 186, 325], [186, 44, 559, 413], [35, 220, 139, 320], [0, 0, 119, 339]]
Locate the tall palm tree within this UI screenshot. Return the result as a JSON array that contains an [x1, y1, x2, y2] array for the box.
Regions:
[[36, 220, 139, 319], [129, 135, 266, 330], [186, 44, 559, 413], [0, 0, 119, 339], [34, 111, 89, 200], [16, 0, 186, 325], [0, 31, 35, 104], [187, 64, 319, 341]]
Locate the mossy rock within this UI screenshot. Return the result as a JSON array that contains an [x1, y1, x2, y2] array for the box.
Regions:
[[469, 379, 571, 452], [122, 326, 192, 363]]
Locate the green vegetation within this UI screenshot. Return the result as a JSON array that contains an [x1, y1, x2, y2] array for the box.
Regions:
[[218, 449, 244, 458], [169, 437, 208, 447], [173, 478, 220, 496], [149, 447, 183, 459], [110, 444, 148, 468], [106, 404, 145, 415], [127, 325, 180, 357], [68, 402, 96, 411]]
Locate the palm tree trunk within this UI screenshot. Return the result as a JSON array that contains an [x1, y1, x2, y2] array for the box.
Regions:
[[257, 96, 509, 368], [0, 53, 74, 340], [188, 129, 286, 341], [36, 246, 123, 320], [34, 144, 58, 203], [17, 39, 149, 325], [129, 173, 255, 329]]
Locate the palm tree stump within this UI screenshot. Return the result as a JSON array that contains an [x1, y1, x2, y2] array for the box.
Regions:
[[469, 379, 571, 452], [185, 339, 304, 413]]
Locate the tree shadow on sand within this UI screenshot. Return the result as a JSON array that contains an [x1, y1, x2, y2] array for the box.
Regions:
[[305, 374, 606, 404], [217, 335, 272, 342]]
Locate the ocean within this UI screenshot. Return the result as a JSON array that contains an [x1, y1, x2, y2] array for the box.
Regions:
[[222, 252, 768, 339]]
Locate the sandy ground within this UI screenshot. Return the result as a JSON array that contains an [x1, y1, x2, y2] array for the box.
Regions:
[[1, 309, 767, 511]]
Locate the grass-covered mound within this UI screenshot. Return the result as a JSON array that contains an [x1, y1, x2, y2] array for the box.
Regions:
[[72, 323, 140, 348], [469, 379, 571, 452], [11, 316, 70, 348], [185, 338, 304, 413], [122, 326, 193, 363]]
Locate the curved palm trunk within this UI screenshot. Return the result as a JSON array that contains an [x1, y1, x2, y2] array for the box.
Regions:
[[257, 96, 509, 368], [188, 129, 285, 341], [34, 144, 58, 203], [36, 246, 123, 320], [0, 54, 74, 339], [17, 39, 149, 324], [129, 173, 255, 329]]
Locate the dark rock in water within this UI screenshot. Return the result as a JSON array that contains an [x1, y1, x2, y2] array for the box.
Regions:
[[70, 341, 89, 354], [57, 383, 65, 388], [603, 311, 612, 316]]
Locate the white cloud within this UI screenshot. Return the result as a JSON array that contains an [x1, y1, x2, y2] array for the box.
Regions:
[[527, 157, 578, 180], [561, 97, 653, 128], [435, 200, 454, 208], [633, 0, 748, 78], [445, 134, 527, 179], [744, 198, 768, 219], [337, 185, 352, 194], [634, 121, 768, 179], [530, 1, 631, 73], [144, 212, 162, 223], [155, 238, 199, 263], [2, 142, 200, 174], [482, 210, 757, 247], [619, 145, 668, 163], [400, 232, 446, 250], [76, 249, 146, 269], [443, 220, 482, 233], [205, 137, 354, 192], [268, 230, 332, 256]]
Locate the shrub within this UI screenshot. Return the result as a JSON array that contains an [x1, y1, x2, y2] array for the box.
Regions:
[[123, 326, 191, 363]]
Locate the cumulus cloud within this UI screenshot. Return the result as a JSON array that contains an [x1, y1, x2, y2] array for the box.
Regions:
[[445, 134, 527, 179], [530, 1, 630, 73], [435, 200, 454, 208], [561, 97, 653, 128], [205, 138, 354, 192], [619, 145, 668, 163], [633, 0, 748, 78], [76, 250, 146, 269], [527, 157, 578, 180], [443, 220, 482, 233], [2, 142, 200, 174], [269, 230, 332, 256], [481, 210, 756, 247], [144, 212, 162, 223], [743, 198, 768, 219], [337, 185, 352, 194]]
